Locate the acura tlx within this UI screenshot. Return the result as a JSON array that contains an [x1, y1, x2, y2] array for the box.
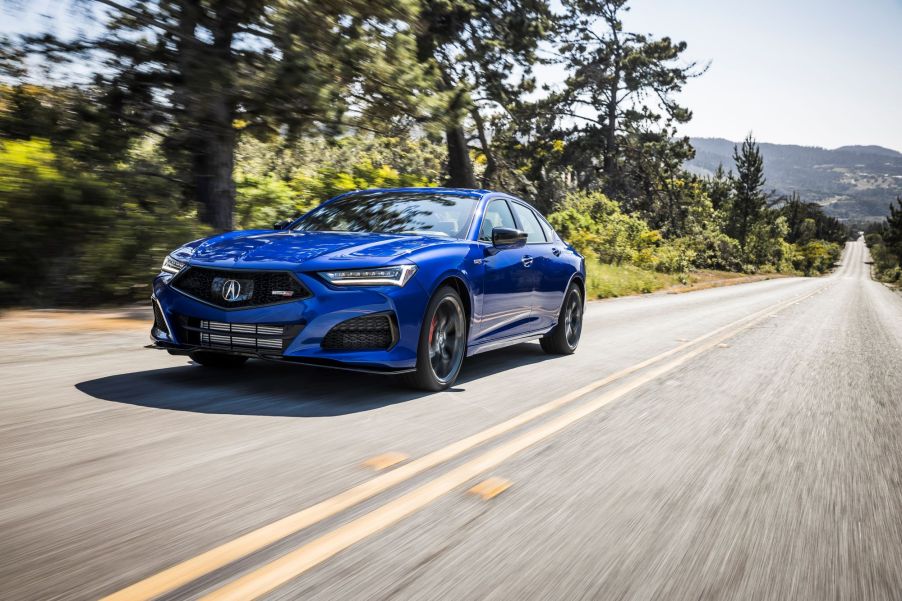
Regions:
[[150, 188, 585, 390]]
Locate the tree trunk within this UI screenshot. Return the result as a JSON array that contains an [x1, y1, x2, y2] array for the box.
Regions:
[[194, 119, 235, 231], [603, 83, 618, 177], [176, 3, 237, 231], [445, 125, 477, 189], [471, 108, 496, 189]]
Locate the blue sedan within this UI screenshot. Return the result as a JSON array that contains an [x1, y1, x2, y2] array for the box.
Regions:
[[151, 188, 586, 390]]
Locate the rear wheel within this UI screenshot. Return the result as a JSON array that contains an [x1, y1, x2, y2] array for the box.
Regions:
[[189, 351, 248, 368], [540, 283, 583, 355], [403, 286, 467, 391]]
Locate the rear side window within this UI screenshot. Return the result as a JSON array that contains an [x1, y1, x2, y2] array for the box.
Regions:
[[511, 202, 547, 243], [479, 199, 517, 242], [537, 213, 557, 242]]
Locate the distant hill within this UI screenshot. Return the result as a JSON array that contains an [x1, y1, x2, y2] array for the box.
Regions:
[[686, 137, 902, 221]]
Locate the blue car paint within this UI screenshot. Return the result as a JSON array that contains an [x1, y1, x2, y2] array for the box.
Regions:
[[152, 187, 585, 372]]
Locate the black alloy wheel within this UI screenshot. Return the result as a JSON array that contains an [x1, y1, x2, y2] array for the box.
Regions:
[[404, 286, 467, 390], [540, 284, 583, 355]]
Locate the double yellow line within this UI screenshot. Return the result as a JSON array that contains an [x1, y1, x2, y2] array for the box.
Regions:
[[103, 284, 825, 601]]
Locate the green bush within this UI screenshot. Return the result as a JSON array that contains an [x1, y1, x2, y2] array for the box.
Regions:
[[0, 138, 206, 306], [652, 238, 696, 274], [234, 135, 443, 229], [792, 240, 842, 275], [547, 191, 657, 265], [868, 240, 901, 283]]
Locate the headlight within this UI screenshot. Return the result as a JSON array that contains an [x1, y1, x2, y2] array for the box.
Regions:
[[161, 254, 187, 274], [320, 265, 418, 287]]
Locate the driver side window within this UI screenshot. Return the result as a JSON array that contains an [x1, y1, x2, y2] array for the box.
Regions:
[[479, 199, 517, 242]]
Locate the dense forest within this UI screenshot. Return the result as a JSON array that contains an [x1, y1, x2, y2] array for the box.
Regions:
[[0, 0, 852, 307]]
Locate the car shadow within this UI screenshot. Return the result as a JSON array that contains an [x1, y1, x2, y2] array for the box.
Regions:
[[75, 343, 558, 417]]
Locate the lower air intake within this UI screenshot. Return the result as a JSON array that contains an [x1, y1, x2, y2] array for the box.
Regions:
[[321, 314, 396, 350], [152, 300, 169, 336], [174, 316, 302, 354]]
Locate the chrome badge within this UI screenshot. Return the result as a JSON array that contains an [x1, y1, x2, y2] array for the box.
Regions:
[[212, 277, 254, 302]]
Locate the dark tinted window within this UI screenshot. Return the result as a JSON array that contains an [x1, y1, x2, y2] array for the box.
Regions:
[[479, 199, 517, 242], [295, 192, 477, 238], [511, 202, 547, 243]]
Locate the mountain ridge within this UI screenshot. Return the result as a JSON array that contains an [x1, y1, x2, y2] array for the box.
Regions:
[[686, 137, 902, 221]]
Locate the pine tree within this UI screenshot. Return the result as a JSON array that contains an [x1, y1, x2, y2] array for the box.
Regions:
[[707, 164, 734, 212], [556, 0, 701, 197], [22, 0, 433, 230], [413, 0, 553, 189], [728, 134, 767, 249]]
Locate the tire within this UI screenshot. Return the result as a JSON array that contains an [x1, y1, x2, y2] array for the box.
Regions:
[[189, 351, 249, 368], [540, 283, 583, 355], [402, 285, 467, 391]]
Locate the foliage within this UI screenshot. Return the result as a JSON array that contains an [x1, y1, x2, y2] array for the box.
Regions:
[[864, 198, 902, 284], [791, 240, 843, 276], [584, 258, 675, 299], [547, 190, 744, 274], [413, 0, 554, 189], [0, 138, 206, 306], [547, 191, 657, 265], [780, 192, 847, 245], [0, 1, 853, 308], [727, 134, 767, 249], [884, 197, 902, 260], [233, 135, 445, 229], [22, 0, 442, 230]]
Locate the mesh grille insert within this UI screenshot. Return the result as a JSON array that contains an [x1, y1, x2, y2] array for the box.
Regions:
[[322, 314, 395, 350]]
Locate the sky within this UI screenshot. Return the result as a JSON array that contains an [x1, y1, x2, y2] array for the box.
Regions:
[[3, 0, 901, 152], [608, 0, 902, 151]]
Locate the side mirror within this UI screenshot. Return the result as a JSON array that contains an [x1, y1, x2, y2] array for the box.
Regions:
[[492, 227, 528, 249], [273, 219, 292, 230]]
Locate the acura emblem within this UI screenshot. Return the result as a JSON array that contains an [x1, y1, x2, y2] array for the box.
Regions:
[[222, 279, 241, 301]]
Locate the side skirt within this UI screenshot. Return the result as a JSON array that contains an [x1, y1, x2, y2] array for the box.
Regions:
[[466, 328, 554, 357]]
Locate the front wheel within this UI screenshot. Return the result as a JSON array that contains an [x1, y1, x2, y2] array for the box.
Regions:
[[540, 284, 583, 355], [403, 286, 467, 391]]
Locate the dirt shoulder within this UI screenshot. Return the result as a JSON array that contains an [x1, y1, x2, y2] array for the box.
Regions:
[[661, 270, 794, 295]]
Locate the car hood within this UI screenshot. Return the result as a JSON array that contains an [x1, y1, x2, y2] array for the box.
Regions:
[[188, 230, 457, 270]]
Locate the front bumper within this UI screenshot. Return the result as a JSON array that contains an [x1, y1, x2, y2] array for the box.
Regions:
[[151, 269, 427, 372]]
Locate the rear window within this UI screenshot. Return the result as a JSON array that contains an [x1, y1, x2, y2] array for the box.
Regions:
[[511, 202, 547, 243]]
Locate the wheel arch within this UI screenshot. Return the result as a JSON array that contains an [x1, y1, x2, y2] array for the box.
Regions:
[[433, 275, 473, 328], [568, 273, 586, 306]]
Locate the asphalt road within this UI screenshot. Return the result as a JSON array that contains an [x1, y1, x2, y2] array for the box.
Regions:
[[2, 239, 901, 601]]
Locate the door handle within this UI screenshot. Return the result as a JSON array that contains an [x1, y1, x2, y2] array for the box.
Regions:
[[521, 255, 534, 267], [551, 247, 562, 256]]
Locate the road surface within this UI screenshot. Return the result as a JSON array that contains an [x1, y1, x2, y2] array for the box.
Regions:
[[2, 239, 901, 601]]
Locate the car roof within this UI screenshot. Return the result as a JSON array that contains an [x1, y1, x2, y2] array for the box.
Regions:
[[328, 187, 494, 202]]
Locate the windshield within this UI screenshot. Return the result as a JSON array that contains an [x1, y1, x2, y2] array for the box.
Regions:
[[293, 192, 477, 239]]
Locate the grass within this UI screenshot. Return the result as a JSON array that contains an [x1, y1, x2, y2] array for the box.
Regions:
[[584, 260, 792, 300], [585, 260, 678, 299]]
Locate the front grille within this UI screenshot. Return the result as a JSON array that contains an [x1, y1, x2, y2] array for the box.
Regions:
[[172, 266, 310, 309], [322, 314, 396, 350], [176, 317, 303, 354]]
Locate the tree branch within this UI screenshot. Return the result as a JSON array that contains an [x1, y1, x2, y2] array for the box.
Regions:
[[91, 0, 204, 46]]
